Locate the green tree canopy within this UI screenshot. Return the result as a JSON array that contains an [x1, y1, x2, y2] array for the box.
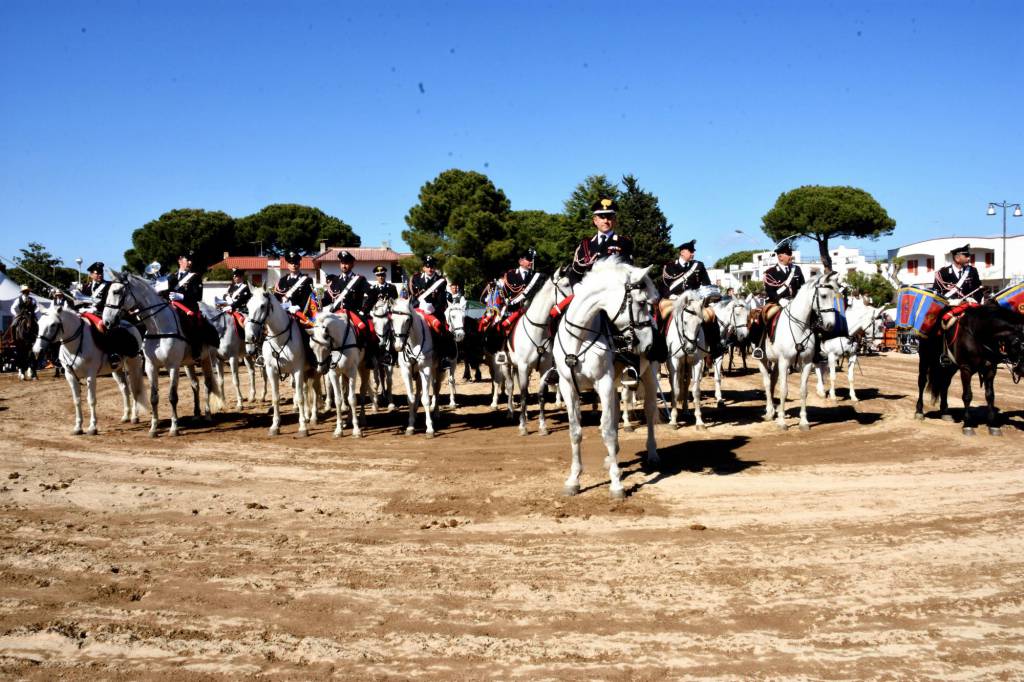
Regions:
[[402, 169, 512, 292], [714, 250, 759, 270], [845, 270, 897, 307], [124, 208, 236, 274], [504, 209, 572, 276], [8, 242, 77, 292], [761, 185, 895, 272], [617, 174, 674, 268], [236, 204, 360, 257]]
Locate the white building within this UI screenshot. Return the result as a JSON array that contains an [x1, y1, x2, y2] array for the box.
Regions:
[[715, 244, 878, 291], [889, 235, 1024, 289]]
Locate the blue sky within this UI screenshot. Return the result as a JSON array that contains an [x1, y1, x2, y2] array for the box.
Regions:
[[2, 1, 1022, 275]]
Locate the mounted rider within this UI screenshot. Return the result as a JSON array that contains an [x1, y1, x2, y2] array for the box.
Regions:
[[750, 240, 806, 360], [11, 284, 37, 318], [273, 251, 314, 326], [567, 198, 634, 287], [74, 261, 124, 368], [322, 250, 377, 352], [163, 250, 207, 358], [367, 265, 398, 307], [659, 239, 722, 358], [499, 247, 545, 334], [447, 282, 466, 306], [222, 268, 252, 313], [408, 255, 456, 361], [934, 243, 983, 305]]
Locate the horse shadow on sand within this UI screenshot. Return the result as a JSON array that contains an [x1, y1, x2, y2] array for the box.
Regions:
[[602, 435, 760, 496]]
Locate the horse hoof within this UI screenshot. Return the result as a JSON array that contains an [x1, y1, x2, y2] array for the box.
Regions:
[[168, 429, 179, 437], [519, 428, 528, 437], [539, 428, 549, 437], [623, 425, 635, 433], [988, 427, 1002, 436], [120, 416, 130, 423], [405, 428, 415, 436], [941, 414, 954, 423], [962, 427, 975, 436], [562, 484, 580, 497], [695, 424, 706, 432], [71, 428, 84, 436], [296, 430, 309, 438], [776, 423, 788, 432], [914, 412, 924, 421], [716, 400, 725, 409], [426, 431, 435, 438], [353, 431, 363, 439], [799, 423, 811, 432], [131, 417, 140, 424], [609, 488, 626, 500], [333, 431, 343, 439], [763, 414, 773, 422], [149, 430, 159, 438], [86, 427, 98, 436], [268, 428, 279, 436]]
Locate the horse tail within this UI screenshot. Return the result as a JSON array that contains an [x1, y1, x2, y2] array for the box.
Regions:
[[205, 354, 224, 413]]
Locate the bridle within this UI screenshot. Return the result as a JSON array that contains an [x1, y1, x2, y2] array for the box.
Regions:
[[106, 277, 186, 341], [672, 298, 707, 356], [557, 277, 654, 368], [36, 310, 86, 379], [390, 306, 429, 366], [309, 315, 359, 372]]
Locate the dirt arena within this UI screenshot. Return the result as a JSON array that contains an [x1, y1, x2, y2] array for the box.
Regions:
[[1, 352, 1023, 680]]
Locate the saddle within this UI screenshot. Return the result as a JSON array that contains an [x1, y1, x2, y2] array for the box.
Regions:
[[83, 317, 140, 357], [230, 311, 246, 336], [170, 302, 219, 348], [343, 309, 378, 348], [941, 301, 979, 331]]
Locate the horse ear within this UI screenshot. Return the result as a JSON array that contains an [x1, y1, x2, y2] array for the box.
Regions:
[[635, 264, 654, 280]]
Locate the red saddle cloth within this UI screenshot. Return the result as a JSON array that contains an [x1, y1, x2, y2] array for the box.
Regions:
[[547, 295, 574, 335], [230, 311, 246, 335], [81, 312, 106, 334], [478, 312, 498, 333], [416, 309, 446, 335], [941, 300, 979, 322], [343, 309, 378, 345]]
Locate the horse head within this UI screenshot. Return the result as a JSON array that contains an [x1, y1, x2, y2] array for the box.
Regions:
[[674, 290, 705, 354], [310, 313, 343, 375], [446, 299, 467, 343], [390, 297, 415, 353], [725, 298, 750, 342], [244, 288, 270, 356], [370, 299, 393, 342], [805, 271, 841, 334], [32, 306, 63, 356]]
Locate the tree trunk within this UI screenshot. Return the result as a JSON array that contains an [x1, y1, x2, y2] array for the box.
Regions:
[[817, 237, 833, 273]]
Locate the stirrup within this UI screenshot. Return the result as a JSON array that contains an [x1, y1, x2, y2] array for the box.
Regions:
[[621, 366, 640, 389], [495, 351, 509, 365], [752, 347, 765, 360]]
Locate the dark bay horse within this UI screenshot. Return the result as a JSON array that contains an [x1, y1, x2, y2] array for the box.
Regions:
[[12, 310, 39, 380], [915, 303, 1024, 435]]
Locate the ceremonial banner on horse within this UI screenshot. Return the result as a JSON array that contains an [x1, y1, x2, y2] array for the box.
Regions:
[[896, 286, 946, 337], [993, 282, 1024, 315]]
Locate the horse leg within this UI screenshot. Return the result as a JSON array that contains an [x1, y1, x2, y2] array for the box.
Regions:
[[815, 364, 827, 398], [268, 367, 282, 436], [562, 376, 584, 496], [183, 365, 201, 419], [828, 353, 839, 401], [112, 368, 130, 423], [713, 355, 724, 407], [167, 366, 181, 436], [960, 367, 974, 435], [128, 359, 144, 423], [667, 360, 680, 428], [327, 370, 344, 437], [295, 370, 309, 437], [228, 356, 243, 409], [403, 367, 418, 435], [518, 365, 531, 436], [774, 358, 789, 430], [82, 374, 99, 435], [681, 359, 691, 423], [692, 358, 706, 431], [354, 367, 369, 437], [914, 353, 928, 420], [449, 365, 458, 409], [67, 371, 84, 435], [984, 368, 1000, 436], [243, 355, 256, 402], [798, 361, 813, 431], [147, 362, 161, 436], [422, 369, 436, 437], [597, 374, 625, 500], [642, 363, 660, 466], [847, 352, 859, 403], [621, 386, 635, 432]]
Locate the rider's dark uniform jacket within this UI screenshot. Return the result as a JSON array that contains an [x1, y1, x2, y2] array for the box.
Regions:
[[324, 272, 371, 314], [763, 263, 805, 304], [167, 269, 203, 313], [224, 282, 252, 313], [367, 281, 398, 307], [502, 267, 544, 311], [568, 232, 634, 285], [274, 271, 314, 313], [80, 279, 111, 311], [660, 258, 710, 298], [933, 263, 983, 303], [410, 272, 448, 319]]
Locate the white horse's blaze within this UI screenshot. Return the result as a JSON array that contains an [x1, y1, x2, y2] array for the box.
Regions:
[[553, 260, 659, 498]]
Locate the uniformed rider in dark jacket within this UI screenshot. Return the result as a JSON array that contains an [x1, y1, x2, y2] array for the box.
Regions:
[[273, 251, 314, 322], [163, 251, 205, 358], [933, 243, 983, 303], [367, 265, 398, 308], [79, 261, 111, 314], [751, 241, 809, 360], [409, 255, 455, 362], [222, 269, 252, 313], [661, 240, 721, 358], [567, 198, 634, 287], [501, 248, 544, 314], [323, 251, 371, 315]]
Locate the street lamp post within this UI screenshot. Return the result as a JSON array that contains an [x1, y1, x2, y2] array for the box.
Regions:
[[987, 201, 1023, 288], [74, 257, 83, 285]]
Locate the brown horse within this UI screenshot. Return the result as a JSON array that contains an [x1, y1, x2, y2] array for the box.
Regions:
[[12, 310, 39, 380], [915, 303, 1024, 435]]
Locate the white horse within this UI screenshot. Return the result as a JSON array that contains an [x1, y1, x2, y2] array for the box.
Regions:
[[506, 272, 572, 436], [814, 299, 882, 402], [200, 302, 265, 409], [33, 305, 146, 435], [391, 297, 439, 436], [244, 288, 319, 437], [553, 259, 659, 499], [438, 299, 466, 409], [711, 297, 751, 406], [310, 312, 370, 438], [756, 272, 841, 430], [369, 299, 396, 411], [662, 290, 709, 429], [103, 273, 223, 437]]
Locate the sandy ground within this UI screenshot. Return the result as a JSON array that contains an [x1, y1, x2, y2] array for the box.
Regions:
[[1, 351, 1023, 680]]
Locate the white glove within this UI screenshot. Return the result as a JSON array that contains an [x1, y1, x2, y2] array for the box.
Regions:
[[170, 292, 184, 301], [288, 305, 300, 314]]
